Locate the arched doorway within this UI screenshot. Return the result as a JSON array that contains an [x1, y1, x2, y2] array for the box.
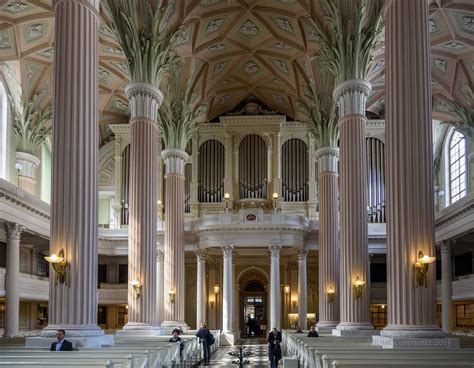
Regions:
[[237, 267, 268, 338]]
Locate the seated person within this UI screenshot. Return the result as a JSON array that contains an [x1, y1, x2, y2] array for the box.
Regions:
[[295, 325, 304, 333], [169, 328, 184, 359], [51, 329, 73, 351], [307, 325, 319, 337]]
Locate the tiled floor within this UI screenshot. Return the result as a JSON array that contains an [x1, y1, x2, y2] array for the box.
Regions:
[[198, 338, 279, 367]]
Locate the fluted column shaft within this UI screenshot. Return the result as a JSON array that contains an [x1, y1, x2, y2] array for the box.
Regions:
[[232, 258, 239, 331], [335, 79, 372, 331], [162, 149, 189, 327], [441, 241, 453, 333], [4, 223, 22, 337], [222, 246, 234, 332], [298, 248, 308, 329], [270, 245, 281, 329], [381, 0, 442, 338], [196, 249, 207, 328], [316, 147, 340, 328], [156, 250, 164, 324], [125, 83, 162, 328], [113, 137, 122, 229], [43, 0, 102, 337]]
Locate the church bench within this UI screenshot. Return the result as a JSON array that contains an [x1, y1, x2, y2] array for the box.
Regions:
[[0, 363, 115, 368], [0, 357, 121, 368], [330, 360, 474, 368], [321, 351, 474, 368]]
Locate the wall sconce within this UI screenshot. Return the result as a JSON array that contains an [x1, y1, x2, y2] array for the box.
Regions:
[[224, 193, 230, 212], [169, 289, 176, 304], [284, 285, 290, 294], [44, 249, 67, 284], [272, 192, 279, 213], [292, 299, 297, 308], [213, 284, 220, 294], [353, 276, 365, 299], [414, 250, 436, 288], [130, 279, 142, 298], [209, 299, 215, 307], [327, 286, 335, 303]]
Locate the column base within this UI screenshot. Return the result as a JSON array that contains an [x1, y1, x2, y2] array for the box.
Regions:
[[316, 322, 338, 334], [116, 322, 166, 336], [372, 335, 460, 349], [160, 321, 190, 335], [220, 330, 237, 346], [333, 322, 377, 336], [332, 329, 379, 337]]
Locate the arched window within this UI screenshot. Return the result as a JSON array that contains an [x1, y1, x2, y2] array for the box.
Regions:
[[0, 81, 8, 179], [448, 130, 467, 204]]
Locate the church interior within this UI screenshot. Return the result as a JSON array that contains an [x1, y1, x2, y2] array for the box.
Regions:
[[0, 0, 473, 366]]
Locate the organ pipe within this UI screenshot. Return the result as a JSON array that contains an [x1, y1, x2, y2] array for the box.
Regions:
[[281, 138, 308, 202], [198, 140, 225, 203], [366, 137, 386, 223], [239, 134, 268, 199], [185, 163, 192, 212]]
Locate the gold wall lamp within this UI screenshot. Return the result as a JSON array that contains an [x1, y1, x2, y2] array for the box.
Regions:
[[414, 250, 436, 287], [169, 289, 176, 304], [224, 193, 230, 212], [284, 285, 290, 294], [327, 286, 335, 303], [209, 299, 215, 307], [213, 284, 220, 294], [45, 249, 67, 284], [130, 279, 142, 298], [292, 299, 297, 308], [353, 276, 365, 299]]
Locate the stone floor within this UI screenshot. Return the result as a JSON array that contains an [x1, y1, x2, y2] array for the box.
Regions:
[[198, 338, 277, 367]]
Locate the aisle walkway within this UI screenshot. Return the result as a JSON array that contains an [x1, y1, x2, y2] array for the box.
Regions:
[[198, 338, 274, 367]]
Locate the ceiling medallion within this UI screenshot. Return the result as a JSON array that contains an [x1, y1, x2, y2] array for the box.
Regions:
[[272, 59, 289, 74], [205, 18, 225, 35], [461, 15, 474, 33], [208, 43, 227, 52], [273, 17, 294, 33], [239, 19, 260, 39], [433, 58, 447, 74], [0, 31, 11, 49], [213, 61, 228, 76], [25, 23, 46, 43], [5, 0, 32, 13], [274, 41, 291, 50], [429, 18, 440, 35], [242, 61, 260, 75], [98, 67, 111, 82], [443, 41, 466, 50]]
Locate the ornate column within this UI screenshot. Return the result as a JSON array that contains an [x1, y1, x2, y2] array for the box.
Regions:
[[3, 223, 23, 337], [190, 134, 199, 218], [123, 83, 161, 332], [375, 0, 455, 349], [232, 256, 239, 332], [112, 136, 122, 229], [15, 152, 40, 195], [298, 248, 308, 329], [156, 250, 164, 324], [269, 244, 282, 330], [33, 0, 111, 345], [196, 249, 207, 328], [222, 245, 234, 333], [440, 240, 453, 334], [161, 149, 189, 330], [316, 147, 340, 331], [334, 79, 373, 334]]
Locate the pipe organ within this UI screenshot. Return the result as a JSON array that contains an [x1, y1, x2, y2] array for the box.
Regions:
[[239, 134, 268, 199], [366, 137, 386, 223], [185, 163, 192, 212], [282, 138, 309, 202], [121, 144, 130, 225], [198, 140, 225, 202]]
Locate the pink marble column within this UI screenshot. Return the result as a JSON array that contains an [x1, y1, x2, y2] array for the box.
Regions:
[[297, 248, 308, 329], [123, 83, 161, 331], [161, 148, 189, 330], [315, 147, 340, 331], [39, 0, 105, 340], [377, 0, 445, 344], [334, 80, 373, 333], [196, 248, 207, 328], [3, 223, 23, 337]]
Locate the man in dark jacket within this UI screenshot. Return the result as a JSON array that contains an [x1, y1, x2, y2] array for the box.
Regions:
[[307, 325, 319, 337], [268, 327, 282, 368], [196, 322, 212, 366], [50, 329, 73, 351]]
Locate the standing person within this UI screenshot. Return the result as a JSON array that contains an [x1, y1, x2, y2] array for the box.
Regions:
[[50, 329, 73, 351], [268, 327, 282, 368], [196, 322, 212, 366]]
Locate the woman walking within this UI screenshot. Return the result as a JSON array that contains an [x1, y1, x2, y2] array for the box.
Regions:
[[268, 327, 282, 368], [196, 322, 213, 366]]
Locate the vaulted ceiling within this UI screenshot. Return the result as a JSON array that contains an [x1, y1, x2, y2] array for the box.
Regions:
[[0, 0, 472, 145]]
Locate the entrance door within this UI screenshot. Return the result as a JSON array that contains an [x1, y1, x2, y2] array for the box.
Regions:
[[241, 281, 267, 338]]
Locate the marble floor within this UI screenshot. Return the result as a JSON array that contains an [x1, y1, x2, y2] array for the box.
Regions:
[[198, 338, 277, 367]]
